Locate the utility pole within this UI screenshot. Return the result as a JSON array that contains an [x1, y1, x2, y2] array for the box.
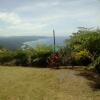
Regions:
[[53, 29, 56, 53]]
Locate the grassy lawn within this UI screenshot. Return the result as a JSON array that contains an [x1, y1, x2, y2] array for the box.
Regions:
[[0, 66, 100, 100]]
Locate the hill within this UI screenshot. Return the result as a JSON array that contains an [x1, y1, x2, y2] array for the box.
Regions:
[[0, 36, 45, 50], [0, 36, 68, 50]]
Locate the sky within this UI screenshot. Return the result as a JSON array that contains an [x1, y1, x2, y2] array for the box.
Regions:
[[0, 0, 100, 36]]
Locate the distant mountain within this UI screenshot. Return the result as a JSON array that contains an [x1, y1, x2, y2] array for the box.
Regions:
[[0, 36, 45, 50], [0, 36, 68, 50], [23, 36, 67, 48]]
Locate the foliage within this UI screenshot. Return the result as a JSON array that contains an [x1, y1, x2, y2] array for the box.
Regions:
[[32, 44, 53, 66], [0, 44, 53, 67], [59, 46, 72, 65], [0, 50, 15, 65], [65, 28, 100, 57], [15, 50, 33, 66], [47, 52, 61, 68], [71, 50, 92, 66], [91, 56, 100, 73], [0, 27, 100, 69], [65, 28, 100, 67]]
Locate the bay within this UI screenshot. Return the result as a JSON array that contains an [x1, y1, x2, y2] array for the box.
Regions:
[[22, 37, 67, 48]]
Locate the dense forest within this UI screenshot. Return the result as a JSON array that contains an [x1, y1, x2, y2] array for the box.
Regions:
[[0, 28, 100, 73]]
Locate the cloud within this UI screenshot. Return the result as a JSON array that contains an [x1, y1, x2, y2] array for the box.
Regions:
[[0, 0, 100, 36], [0, 12, 22, 25], [0, 11, 49, 36]]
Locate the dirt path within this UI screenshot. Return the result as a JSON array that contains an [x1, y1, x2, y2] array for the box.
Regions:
[[54, 69, 100, 100], [0, 67, 100, 100]]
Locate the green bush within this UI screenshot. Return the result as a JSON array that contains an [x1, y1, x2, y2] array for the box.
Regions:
[[91, 56, 100, 73], [32, 53, 51, 67], [32, 44, 53, 67], [65, 28, 100, 57], [64, 28, 100, 67], [0, 44, 53, 67], [0, 50, 15, 65], [59, 47, 72, 66], [15, 50, 33, 66], [71, 50, 92, 66]]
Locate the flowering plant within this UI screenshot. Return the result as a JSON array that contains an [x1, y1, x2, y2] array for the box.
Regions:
[[47, 52, 60, 68]]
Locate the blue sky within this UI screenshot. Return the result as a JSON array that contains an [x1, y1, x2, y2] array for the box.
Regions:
[[0, 0, 100, 36]]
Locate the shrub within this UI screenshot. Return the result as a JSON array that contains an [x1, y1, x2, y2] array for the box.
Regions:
[[91, 56, 100, 73], [31, 44, 53, 67], [15, 50, 31, 66], [59, 47, 72, 66], [71, 50, 92, 66], [32, 53, 51, 67], [0, 50, 15, 65], [47, 52, 61, 68], [0, 44, 53, 67], [65, 28, 100, 57]]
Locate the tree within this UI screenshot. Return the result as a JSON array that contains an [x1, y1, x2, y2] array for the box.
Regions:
[[65, 28, 100, 66], [65, 28, 100, 57]]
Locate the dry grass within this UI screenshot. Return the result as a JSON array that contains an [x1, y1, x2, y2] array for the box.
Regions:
[[0, 66, 100, 100]]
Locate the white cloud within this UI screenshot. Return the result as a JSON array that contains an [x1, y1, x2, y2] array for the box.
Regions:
[[0, 11, 69, 36], [0, 0, 100, 36], [0, 11, 49, 36], [0, 12, 22, 25]]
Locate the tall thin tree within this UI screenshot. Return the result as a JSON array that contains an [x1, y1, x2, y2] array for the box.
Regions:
[[53, 29, 56, 53]]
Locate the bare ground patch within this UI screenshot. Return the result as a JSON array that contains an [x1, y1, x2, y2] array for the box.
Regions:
[[0, 66, 100, 100]]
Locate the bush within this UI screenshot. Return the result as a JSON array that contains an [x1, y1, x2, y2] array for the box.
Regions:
[[47, 52, 61, 68], [71, 50, 92, 66], [31, 44, 53, 67], [65, 28, 100, 57], [91, 56, 100, 73], [32, 53, 51, 67], [0, 44, 53, 67], [0, 50, 15, 65], [59, 47, 72, 66], [15, 50, 32, 66]]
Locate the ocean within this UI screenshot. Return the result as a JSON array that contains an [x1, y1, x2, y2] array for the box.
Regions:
[[22, 37, 67, 48]]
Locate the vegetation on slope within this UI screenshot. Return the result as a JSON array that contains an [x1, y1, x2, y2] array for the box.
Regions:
[[0, 28, 100, 72]]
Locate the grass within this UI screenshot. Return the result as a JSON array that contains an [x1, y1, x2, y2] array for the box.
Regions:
[[0, 66, 100, 100]]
